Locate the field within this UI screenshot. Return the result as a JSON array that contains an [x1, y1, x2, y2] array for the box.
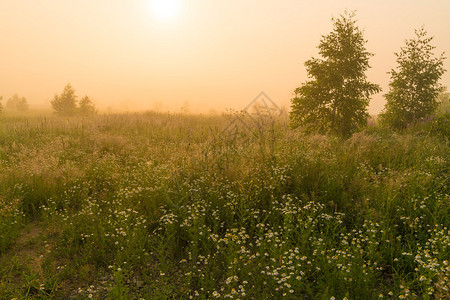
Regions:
[[0, 111, 448, 299]]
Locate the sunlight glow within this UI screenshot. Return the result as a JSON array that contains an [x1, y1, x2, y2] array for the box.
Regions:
[[150, 0, 181, 21]]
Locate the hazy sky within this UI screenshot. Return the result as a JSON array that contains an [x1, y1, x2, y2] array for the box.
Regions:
[[1, 0, 449, 114]]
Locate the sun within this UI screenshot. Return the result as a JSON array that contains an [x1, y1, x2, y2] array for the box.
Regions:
[[149, 0, 181, 21]]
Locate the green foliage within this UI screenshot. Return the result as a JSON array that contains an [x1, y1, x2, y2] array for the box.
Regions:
[[109, 267, 130, 299], [51, 84, 97, 117], [6, 94, 29, 111], [380, 28, 446, 130], [0, 113, 448, 298], [437, 88, 450, 114], [426, 112, 450, 138], [51, 83, 78, 116], [79, 95, 96, 115], [429, 90, 450, 138], [290, 11, 380, 137], [0, 96, 3, 113]]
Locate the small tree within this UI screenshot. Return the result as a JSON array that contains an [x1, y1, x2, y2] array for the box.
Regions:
[[79, 95, 96, 115], [51, 83, 78, 116], [16, 97, 29, 111], [380, 28, 446, 130], [290, 11, 380, 137], [6, 94, 29, 111], [6, 94, 19, 109], [437, 87, 450, 113]]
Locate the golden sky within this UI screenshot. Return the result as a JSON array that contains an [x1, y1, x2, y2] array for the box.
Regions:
[[1, 0, 449, 114]]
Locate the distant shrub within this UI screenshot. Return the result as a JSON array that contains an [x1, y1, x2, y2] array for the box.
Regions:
[[78, 95, 96, 115], [430, 112, 450, 138], [402, 111, 450, 139], [6, 94, 29, 111], [51, 84, 78, 116], [51, 84, 96, 116]]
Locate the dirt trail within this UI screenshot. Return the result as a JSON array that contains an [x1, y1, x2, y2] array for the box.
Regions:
[[2, 222, 47, 275]]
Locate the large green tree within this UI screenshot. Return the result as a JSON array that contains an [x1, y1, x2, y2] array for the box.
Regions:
[[290, 12, 380, 137], [380, 28, 446, 130], [51, 83, 78, 116]]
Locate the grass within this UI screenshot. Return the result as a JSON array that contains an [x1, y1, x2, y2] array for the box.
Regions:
[[0, 110, 448, 299]]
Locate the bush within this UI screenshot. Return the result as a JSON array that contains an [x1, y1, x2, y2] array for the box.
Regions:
[[51, 84, 78, 116], [6, 94, 29, 111], [51, 84, 96, 116]]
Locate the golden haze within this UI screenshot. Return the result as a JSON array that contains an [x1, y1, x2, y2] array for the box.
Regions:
[[1, 0, 449, 114]]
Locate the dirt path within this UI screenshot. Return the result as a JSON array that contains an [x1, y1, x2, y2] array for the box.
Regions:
[[8, 222, 46, 275], [0, 221, 50, 295]]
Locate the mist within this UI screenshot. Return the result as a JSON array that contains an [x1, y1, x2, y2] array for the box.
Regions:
[[1, 0, 449, 114]]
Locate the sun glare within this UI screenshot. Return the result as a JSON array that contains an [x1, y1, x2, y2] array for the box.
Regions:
[[150, 0, 181, 21]]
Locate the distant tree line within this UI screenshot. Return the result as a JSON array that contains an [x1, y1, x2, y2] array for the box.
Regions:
[[290, 11, 447, 137], [0, 94, 29, 112], [6, 94, 29, 111], [51, 83, 96, 116]]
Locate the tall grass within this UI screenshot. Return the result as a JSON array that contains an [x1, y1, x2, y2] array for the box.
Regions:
[[0, 111, 448, 298]]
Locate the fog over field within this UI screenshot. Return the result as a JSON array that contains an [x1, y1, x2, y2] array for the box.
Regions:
[[1, 0, 449, 113]]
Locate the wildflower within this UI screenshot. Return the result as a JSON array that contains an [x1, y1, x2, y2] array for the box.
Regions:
[[212, 291, 220, 298]]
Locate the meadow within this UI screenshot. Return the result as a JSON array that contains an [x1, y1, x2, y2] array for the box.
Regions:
[[0, 110, 448, 299]]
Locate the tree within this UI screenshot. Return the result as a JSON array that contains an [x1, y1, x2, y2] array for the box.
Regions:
[[290, 11, 380, 137], [16, 97, 29, 111], [78, 95, 96, 115], [380, 28, 446, 130], [436, 87, 449, 113], [6, 94, 29, 111], [0, 96, 3, 113], [51, 83, 78, 116], [5, 94, 19, 109]]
